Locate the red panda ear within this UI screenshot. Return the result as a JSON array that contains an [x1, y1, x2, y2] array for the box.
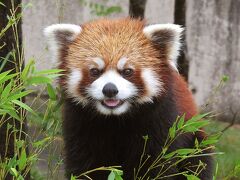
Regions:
[[44, 24, 82, 64], [143, 24, 184, 71]]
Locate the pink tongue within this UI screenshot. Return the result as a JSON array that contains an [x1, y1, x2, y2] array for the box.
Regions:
[[104, 99, 120, 107]]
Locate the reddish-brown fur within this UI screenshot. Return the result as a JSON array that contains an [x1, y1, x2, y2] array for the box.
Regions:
[[58, 18, 171, 98], [54, 18, 213, 179], [172, 72, 198, 119]]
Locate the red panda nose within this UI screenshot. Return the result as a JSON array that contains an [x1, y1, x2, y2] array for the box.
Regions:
[[102, 83, 119, 98]]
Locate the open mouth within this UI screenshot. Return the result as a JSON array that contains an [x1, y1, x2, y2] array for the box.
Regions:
[[101, 99, 124, 109]]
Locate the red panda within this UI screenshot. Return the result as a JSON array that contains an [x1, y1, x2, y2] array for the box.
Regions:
[[44, 18, 213, 180]]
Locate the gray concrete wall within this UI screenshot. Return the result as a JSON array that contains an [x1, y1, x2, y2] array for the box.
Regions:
[[22, 0, 129, 70], [145, 0, 174, 23], [187, 0, 240, 121]]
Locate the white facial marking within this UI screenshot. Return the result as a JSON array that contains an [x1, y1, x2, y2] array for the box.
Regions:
[[67, 69, 87, 104], [96, 101, 130, 115], [87, 70, 137, 115], [44, 24, 82, 65], [169, 60, 178, 72], [87, 70, 137, 100], [92, 57, 105, 69], [139, 68, 163, 103], [117, 57, 128, 70], [143, 24, 183, 70]]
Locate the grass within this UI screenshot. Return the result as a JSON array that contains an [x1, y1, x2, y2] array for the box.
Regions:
[[206, 121, 240, 179]]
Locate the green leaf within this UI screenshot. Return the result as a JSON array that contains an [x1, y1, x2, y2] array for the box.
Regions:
[[28, 154, 38, 164], [115, 169, 123, 176], [169, 125, 176, 139], [7, 156, 17, 169], [34, 69, 64, 75], [0, 70, 16, 84], [222, 75, 229, 82], [12, 99, 36, 115], [0, 103, 15, 111], [108, 171, 115, 180], [47, 84, 57, 100], [7, 109, 20, 120], [115, 174, 123, 180], [183, 120, 210, 133], [46, 73, 63, 79], [18, 148, 27, 171], [200, 133, 221, 146], [0, 73, 18, 84], [176, 148, 196, 155], [33, 137, 51, 148], [194, 138, 199, 148], [70, 175, 77, 180], [114, 170, 123, 180], [177, 114, 185, 129], [185, 174, 200, 180], [0, 70, 11, 79], [47, 119, 54, 130], [21, 59, 34, 80], [10, 167, 18, 177], [8, 90, 33, 101], [16, 140, 24, 149], [1, 80, 12, 99], [188, 113, 210, 122], [213, 163, 218, 180], [106, 6, 122, 15], [27, 76, 52, 85], [163, 151, 177, 159], [17, 175, 24, 180]]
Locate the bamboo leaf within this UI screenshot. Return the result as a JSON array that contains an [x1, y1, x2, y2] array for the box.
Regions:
[[12, 99, 36, 115], [185, 174, 200, 180], [1, 80, 12, 99], [0, 73, 18, 84], [27, 76, 52, 85], [177, 114, 185, 129], [183, 120, 210, 132], [7, 109, 20, 120], [108, 171, 115, 180], [8, 90, 33, 101], [21, 59, 34, 80], [10, 168, 18, 177], [70, 175, 77, 180], [200, 133, 221, 146], [34, 69, 64, 75], [18, 149, 27, 171], [33, 137, 51, 148], [47, 84, 56, 100], [176, 148, 196, 155]]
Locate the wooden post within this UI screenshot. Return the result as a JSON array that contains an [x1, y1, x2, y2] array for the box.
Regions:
[[174, 0, 189, 81], [0, 0, 29, 179], [129, 0, 147, 19]]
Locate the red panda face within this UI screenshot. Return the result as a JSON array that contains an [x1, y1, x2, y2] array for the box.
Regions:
[[44, 18, 183, 115]]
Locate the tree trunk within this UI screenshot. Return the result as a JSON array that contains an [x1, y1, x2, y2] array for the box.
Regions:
[[187, 0, 240, 122], [174, 0, 189, 81], [0, 1, 29, 179], [129, 0, 147, 19]]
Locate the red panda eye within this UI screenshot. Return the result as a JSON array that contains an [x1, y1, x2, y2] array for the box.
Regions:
[[121, 68, 134, 77], [90, 68, 101, 77]]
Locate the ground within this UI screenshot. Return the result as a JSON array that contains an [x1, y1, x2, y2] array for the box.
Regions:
[[206, 121, 240, 179]]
